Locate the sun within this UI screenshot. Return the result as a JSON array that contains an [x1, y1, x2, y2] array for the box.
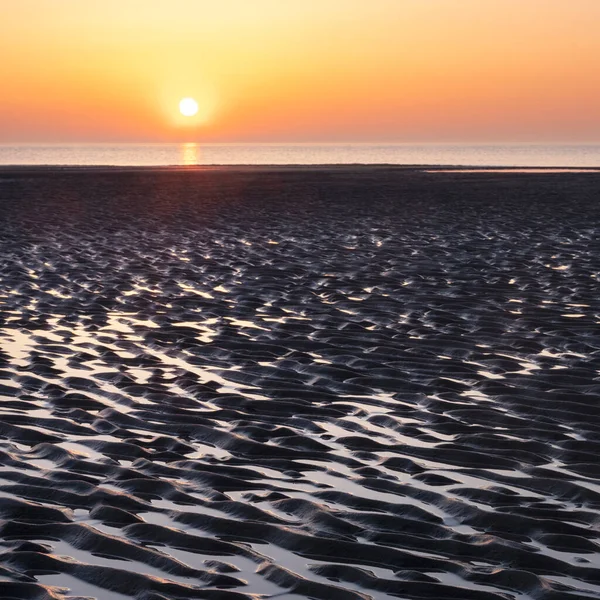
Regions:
[[179, 97, 198, 117]]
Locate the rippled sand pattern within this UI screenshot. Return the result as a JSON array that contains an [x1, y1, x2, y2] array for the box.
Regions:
[[1, 167, 600, 600]]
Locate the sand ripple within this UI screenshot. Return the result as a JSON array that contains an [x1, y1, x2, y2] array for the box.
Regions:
[[0, 167, 599, 599]]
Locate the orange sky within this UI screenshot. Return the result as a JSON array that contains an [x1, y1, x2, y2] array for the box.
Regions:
[[1, 0, 600, 142]]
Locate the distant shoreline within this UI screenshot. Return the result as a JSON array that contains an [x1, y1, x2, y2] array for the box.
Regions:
[[1, 164, 599, 175]]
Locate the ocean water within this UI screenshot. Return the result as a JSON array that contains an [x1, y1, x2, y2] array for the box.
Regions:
[[0, 143, 599, 167]]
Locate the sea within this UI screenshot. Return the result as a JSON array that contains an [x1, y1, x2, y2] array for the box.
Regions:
[[0, 143, 599, 167]]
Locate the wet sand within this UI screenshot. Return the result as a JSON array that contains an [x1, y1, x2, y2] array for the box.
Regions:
[[0, 166, 599, 600]]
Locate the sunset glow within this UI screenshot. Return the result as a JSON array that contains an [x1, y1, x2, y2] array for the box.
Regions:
[[2, 0, 600, 143]]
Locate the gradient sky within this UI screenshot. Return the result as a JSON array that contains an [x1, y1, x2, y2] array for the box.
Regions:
[[2, 0, 600, 143]]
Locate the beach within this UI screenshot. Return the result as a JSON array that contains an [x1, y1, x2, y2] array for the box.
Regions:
[[0, 166, 599, 599]]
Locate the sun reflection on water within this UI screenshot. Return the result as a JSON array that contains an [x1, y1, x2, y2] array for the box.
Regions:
[[181, 142, 200, 165]]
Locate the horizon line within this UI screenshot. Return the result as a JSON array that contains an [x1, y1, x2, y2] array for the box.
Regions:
[[2, 141, 600, 146]]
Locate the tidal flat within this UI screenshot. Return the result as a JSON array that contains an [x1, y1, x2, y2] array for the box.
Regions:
[[0, 166, 599, 600]]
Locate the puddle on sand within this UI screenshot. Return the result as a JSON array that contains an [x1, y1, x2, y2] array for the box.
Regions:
[[37, 574, 133, 600]]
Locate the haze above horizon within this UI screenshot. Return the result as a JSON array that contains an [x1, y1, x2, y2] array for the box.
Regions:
[[2, 0, 600, 143]]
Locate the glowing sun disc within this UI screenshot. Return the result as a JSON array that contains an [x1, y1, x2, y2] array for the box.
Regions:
[[179, 97, 198, 117]]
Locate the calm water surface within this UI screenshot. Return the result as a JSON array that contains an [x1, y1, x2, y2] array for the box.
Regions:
[[0, 143, 599, 167]]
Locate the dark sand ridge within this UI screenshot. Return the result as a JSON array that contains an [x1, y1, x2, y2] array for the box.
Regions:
[[0, 166, 599, 600]]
